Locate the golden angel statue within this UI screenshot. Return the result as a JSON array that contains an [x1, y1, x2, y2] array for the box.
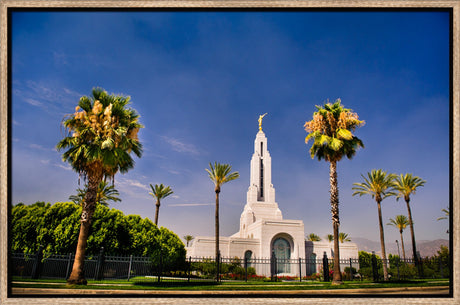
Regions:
[[258, 113, 268, 131]]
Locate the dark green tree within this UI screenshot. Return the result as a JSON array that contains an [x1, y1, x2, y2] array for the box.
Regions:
[[11, 202, 185, 264]]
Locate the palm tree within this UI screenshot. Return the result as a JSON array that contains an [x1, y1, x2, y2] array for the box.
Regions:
[[307, 233, 321, 241], [338, 232, 351, 243], [352, 169, 397, 281], [387, 215, 410, 261], [149, 183, 173, 226], [57, 88, 143, 285], [437, 207, 450, 234], [206, 162, 239, 281], [184, 235, 194, 247], [326, 234, 334, 242], [393, 174, 426, 265], [437, 207, 449, 221], [69, 181, 121, 207], [304, 99, 364, 284]]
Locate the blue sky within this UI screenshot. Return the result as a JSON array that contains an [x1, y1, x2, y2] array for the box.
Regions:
[[11, 11, 450, 245]]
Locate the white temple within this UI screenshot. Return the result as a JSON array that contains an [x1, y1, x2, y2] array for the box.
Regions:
[[186, 115, 358, 274]]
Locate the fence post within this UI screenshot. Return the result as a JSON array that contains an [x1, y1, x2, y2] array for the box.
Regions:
[[271, 250, 277, 282], [349, 258, 353, 281], [371, 251, 378, 282], [439, 255, 443, 277], [94, 247, 105, 281], [127, 255, 133, 281], [31, 245, 44, 279], [299, 258, 302, 282], [417, 251, 424, 278], [158, 249, 162, 283], [322, 252, 329, 282], [244, 256, 248, 282], [215, 251, 221, 283], [65, 253, 73, 279], [188, 256, 191, 282]]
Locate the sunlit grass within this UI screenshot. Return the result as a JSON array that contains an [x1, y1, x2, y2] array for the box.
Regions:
[[12, 277, 449, 291]]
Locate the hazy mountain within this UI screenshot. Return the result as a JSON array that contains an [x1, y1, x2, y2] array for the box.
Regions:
[[353, 237, 449, 258]]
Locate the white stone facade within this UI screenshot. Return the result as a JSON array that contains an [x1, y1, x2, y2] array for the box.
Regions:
[[186, 126, 358, 274]]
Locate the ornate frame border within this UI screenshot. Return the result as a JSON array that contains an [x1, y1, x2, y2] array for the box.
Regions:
[[1, 1, 458, 304]]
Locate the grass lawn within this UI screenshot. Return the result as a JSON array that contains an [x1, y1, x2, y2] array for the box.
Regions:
[[12, 277, 450, 291]]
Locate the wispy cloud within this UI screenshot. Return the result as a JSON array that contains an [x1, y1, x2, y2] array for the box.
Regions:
[[161, 136, 201, 155], [40, 159, 50, 165], [159, 166, 181, 175], [63, 88, 83, 97], [24, 98, 43, 107], [117, 178, 150, 192], [12, 120, 20, 126], [169, 203, 213, 207], [14, 80, 83, 112], [29, 143, 55, 152], [29, 143, 46, 150], [55, 163, 72, 171]]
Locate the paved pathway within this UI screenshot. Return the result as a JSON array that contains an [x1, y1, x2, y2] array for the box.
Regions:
[[12, 285, 450, 295]]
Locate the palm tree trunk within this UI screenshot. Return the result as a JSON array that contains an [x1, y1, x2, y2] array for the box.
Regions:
[[377, 200, 389, 281], [329, 161, 342, 284], [405, 199, 418, 264], [215, 187, 220, 282], [400, 230, 406, 261], [154, 200, 160, 225], [67, 172, 101, 285]]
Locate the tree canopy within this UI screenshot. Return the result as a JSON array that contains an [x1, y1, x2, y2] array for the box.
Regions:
[[11, 201, 186, 263]]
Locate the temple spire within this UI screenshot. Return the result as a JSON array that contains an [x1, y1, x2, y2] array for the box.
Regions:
[[247, 122, 276, 205]]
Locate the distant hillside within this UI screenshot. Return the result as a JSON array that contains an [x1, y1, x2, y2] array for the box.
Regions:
[[353, 237, 449, 258]]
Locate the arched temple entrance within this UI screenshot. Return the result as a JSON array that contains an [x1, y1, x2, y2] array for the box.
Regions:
[[244, 250, 253, 267], [271, 235, 292, 274]]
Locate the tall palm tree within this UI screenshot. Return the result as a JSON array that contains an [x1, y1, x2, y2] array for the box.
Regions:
[[326, 234, 334, 242], [69, 181, 121, 207], [57, 88, 143, 285], [184, 235, 194, 247], [393, 174, 426, 265], [149, 183, 173, 226], [307, 233, 321, 241], [352, 169, 397, 281], [304, 99, 364, 284], [387, 215, 410, 261], [206, 162, 239, 280], [338, 232, 351, 243]]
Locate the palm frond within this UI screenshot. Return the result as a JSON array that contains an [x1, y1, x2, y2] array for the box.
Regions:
[[149, 183, 174, 200], [57, 88, 143, 184], [206, 162, 239, 189], [352, 169, 396, 202], [393, 173, 426, 201], [387, 215, 410, 231], [304, 99, 364, 163]]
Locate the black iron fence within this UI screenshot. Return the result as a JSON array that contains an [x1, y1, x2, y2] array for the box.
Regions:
[[11, 248, 448, 283]]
